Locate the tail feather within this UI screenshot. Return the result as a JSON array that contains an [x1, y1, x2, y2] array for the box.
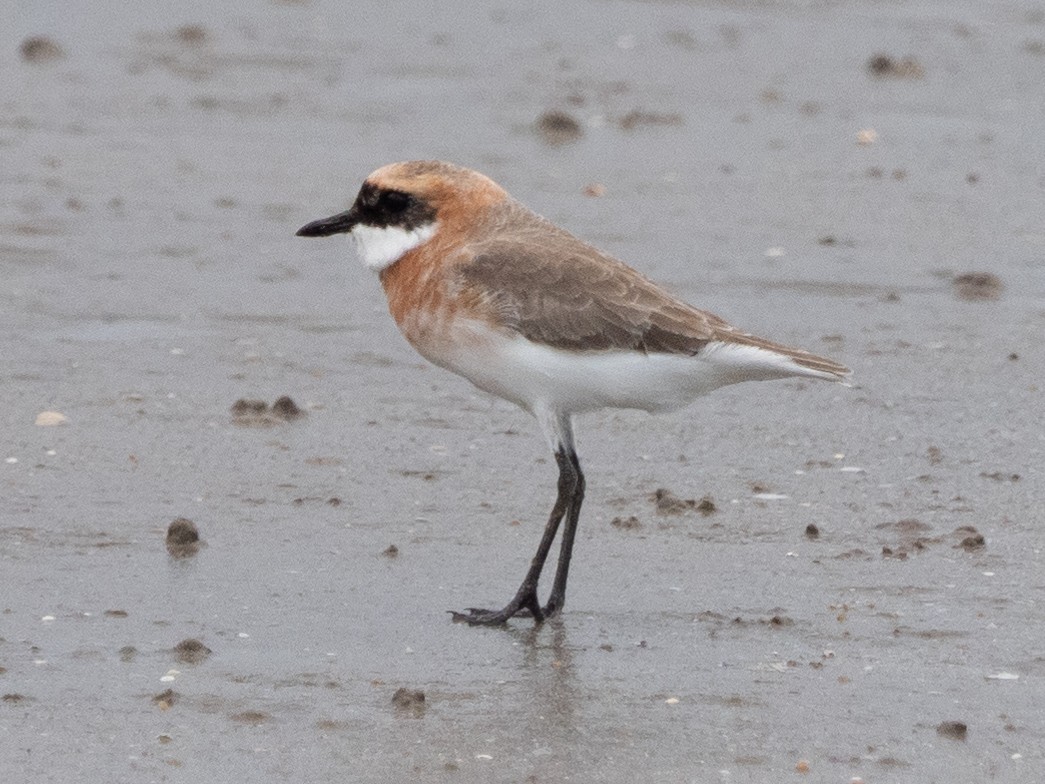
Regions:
[[789, 351, 851, 380], [702, 334, 851, 385]]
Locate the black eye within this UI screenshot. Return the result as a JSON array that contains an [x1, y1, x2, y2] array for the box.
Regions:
[[378, 190, 411, 213]]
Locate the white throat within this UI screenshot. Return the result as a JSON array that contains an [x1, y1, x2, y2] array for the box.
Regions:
[[351, 222, 437, 271]]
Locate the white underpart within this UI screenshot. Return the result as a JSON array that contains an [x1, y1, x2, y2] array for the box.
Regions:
[[420, 321, 841, 449], [350, 222, 437, 271]]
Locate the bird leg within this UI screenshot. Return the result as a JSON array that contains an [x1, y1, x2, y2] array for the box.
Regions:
[[451, 448, 580, 626], [541, 449, 584, 618]]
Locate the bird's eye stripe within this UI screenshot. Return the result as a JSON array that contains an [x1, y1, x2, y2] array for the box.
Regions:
[[379, 191, 411, 212]]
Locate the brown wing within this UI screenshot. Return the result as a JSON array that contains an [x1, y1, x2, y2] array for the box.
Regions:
[[455, 205, 850, 379], [456, 211, 720, 355]]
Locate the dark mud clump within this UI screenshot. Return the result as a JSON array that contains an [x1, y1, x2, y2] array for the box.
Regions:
[[153, 689, 177, 710], [175, 24, 208, 45], [953, 272, 1003, 301], [652, 488, 689, 514], [119, 646, 137, 662], [231, 398, 268, 418], [271, 395, 304, 419], [2, 693, 29, 703], [382, 544, 400, 558], [936, 720, 968, 740], [230, 710, 270, 725], [867, 54, 924, 78], [536, 110, 583, 145], [651, 488, 716, 516], [166, 517, 201, 558], [174, 638, 212, 664], [392, 687, 426, 717], [804, 523, 820, 539], [953, 526, 986, 552], [20, 36, 65, 63], [877, 518, 939, 558], [695, 496, 717, 515], [617, 110, 684, 130], [610, 515, 642, 530], [980, 471, 1020, 482], [731, 614, 794, 628], [104, 609, 129, 618], [231, 395, 306, 425]]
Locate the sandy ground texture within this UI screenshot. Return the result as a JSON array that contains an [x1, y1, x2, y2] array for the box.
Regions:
[[2, 1, 1044, 782]]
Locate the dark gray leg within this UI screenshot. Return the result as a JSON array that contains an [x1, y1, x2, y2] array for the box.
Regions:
[[542, 449, 584, 617], [451, 448, 580, 626]]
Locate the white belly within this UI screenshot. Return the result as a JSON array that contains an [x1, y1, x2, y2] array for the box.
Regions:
[[421, 318, 820, 417]]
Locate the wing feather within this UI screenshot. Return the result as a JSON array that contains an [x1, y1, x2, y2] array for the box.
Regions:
[[457, 209, 716, 354], [455, 203, 850, 380]]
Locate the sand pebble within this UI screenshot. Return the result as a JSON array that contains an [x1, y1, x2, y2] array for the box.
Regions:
[[936, 720, 968, 740], [392, 687, 426, 714], [954, 272, 1003, 301], [166, 517, 201, 558], [35, 411, 68, 426], [20, 36, 64, 63], [536, 110, 582, 145], [867, 54, 924, 79], [174, 638, 212, 664]]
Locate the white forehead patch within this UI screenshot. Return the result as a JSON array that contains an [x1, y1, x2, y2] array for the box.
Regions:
[[350, 222, 437, 272]]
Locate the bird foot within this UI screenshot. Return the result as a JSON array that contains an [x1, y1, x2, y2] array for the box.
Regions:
[[449, 607, 516, 625], [449, 590, 546, 625], [450, 595, 567, 626]]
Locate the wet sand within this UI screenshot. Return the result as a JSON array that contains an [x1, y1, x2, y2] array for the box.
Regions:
[[2, 1, 1044, 781]]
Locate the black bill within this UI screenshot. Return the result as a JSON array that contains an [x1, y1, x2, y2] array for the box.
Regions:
[[295, 208, 358, 237]]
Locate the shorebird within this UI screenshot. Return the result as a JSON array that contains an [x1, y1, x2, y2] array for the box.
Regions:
[[296, 160, 849, 625]]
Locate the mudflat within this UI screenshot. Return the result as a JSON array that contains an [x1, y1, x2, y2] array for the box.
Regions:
[[2, 2, 1042, 782]]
